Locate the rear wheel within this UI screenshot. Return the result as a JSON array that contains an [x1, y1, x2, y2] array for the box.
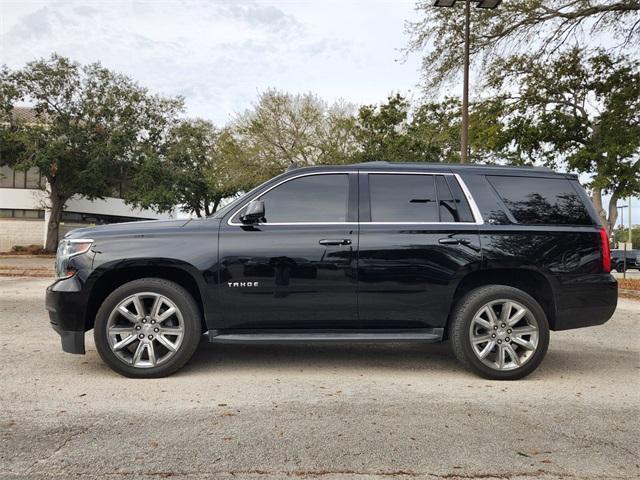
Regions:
[[616, 262, 626, 273], [449, 285, 549, 380], [94, 278, 202, 378]]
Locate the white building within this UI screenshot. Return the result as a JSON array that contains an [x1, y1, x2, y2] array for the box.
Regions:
[[0, 165, 174, 251]]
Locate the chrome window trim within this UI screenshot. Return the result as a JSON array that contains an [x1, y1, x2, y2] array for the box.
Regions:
[[227, 170, 484, 227], [453, 173, 484, 225]]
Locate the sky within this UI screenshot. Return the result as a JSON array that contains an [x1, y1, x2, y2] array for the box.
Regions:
[[0, 0, 424, 124], [1, 0, 638, 224]]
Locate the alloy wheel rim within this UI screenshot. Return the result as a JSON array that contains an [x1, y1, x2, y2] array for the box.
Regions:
[[106, 292, 184, 368], [469, 299, 539, 371]]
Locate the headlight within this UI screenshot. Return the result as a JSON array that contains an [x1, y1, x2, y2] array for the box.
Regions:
[[55, 238, 94, 279]]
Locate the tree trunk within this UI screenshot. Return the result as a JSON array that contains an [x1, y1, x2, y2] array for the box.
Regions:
[[212, 198, 221, 214], [606, 191, 619, 234], [592, 188, 619, 235], [45, 192, 66, 252], [591, 189, 606, 227]]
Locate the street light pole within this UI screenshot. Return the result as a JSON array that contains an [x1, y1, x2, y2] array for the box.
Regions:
[[461, 0, 471, 163], [618, 205, 627, 230], [629, 196, 633, 251], [433, 0, 501, 163], [618, 204, 629, 279]]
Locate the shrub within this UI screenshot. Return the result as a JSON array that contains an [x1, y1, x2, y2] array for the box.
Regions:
[[10, 244, 47, 255]]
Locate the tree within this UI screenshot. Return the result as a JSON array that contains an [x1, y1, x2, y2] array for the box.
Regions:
[[405, 0, 640, 89], [482, 49, 640, 232], [127, 119, 247, 217], [0, 55, 182, 251], [613, 225, 640, 250], [353, 93, 416, 162], [409, 97, 462, 163], [231, 89, 357, 185], [352, 94, 500, 163]]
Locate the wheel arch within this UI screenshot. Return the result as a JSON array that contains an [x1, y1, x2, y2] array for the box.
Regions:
[[85, 262, 208, 332], [449, 268, 557, 332]]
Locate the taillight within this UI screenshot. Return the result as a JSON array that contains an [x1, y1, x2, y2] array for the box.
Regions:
[[599, 228, 611, 273]]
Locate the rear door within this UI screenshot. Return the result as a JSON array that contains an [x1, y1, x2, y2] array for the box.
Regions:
[[357, 171, 482, 329]]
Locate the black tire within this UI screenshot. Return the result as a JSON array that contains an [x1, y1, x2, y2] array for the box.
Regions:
[[616, 263, 626, 273], [94, 278, 202, 378], [449, 285, 550, 380]]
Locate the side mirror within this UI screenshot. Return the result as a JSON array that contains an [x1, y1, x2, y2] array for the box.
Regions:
[[240, 200, 265, 224]]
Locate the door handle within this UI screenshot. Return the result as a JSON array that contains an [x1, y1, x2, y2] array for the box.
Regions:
[[438, 238, 470, 245], [319, 239, 352, 246]]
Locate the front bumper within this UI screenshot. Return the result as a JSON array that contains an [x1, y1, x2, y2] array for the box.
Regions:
[[45, 275, 89, 354]]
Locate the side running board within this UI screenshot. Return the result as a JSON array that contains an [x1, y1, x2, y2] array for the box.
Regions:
[[204, 328, 444, 344]]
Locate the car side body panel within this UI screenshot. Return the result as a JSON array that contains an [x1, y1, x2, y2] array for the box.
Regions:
[[357, 223, 481, 328], [217, 223, 359, 329]]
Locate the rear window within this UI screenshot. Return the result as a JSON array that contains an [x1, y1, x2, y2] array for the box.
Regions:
[[487, 175, 592, 225]]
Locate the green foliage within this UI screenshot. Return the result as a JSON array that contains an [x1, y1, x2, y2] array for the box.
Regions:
[[0, 54, 183, 250], [481, 49, 640, 230], [230, 89, 357, 186], [128, 119, 247, 217], [613, 226, 640, 250], [410, 98, 462, 163], [405, 0, 640, 89], [353, 93, 414, 162], [352, 94, 503, 164]]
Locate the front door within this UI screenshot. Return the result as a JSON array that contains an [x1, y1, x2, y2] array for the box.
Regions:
[[357, 171, 482, 329], [218, 172, 359, 329]]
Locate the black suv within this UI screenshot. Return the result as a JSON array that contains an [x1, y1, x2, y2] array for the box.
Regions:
[[46, 162, 617, 380]]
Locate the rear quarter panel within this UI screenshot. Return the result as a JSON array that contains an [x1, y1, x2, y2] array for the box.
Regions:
[[460, 171, 617, 330]]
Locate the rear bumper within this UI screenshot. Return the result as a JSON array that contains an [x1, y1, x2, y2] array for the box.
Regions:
[[45, 275, 88, 354], [552, 274, 617, 331]]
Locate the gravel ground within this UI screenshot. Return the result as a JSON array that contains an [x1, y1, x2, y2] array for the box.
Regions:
[[0, 277, 639, 480]]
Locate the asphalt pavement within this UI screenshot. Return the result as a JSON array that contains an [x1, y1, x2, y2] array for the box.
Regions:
[[1, 277, 639, 480]]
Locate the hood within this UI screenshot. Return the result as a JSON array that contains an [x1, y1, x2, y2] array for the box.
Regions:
[[65, 218, 194, 239]]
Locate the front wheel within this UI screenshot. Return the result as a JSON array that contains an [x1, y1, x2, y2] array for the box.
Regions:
[[449, 285, 550, 380], [94, 278, 202, 378]]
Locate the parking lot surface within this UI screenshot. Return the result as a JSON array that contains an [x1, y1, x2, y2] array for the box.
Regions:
[[1, 277, 639, 480]]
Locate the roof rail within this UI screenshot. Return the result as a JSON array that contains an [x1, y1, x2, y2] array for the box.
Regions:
[[353, 161, 390, 166], [350, 160, 552, 172]]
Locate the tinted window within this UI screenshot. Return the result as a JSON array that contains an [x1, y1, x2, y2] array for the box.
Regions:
[[369, 174, 438, 222], [445, 175, 475, 222], [255, 174, 349, 223], [25, 167, 41, 189], [436, 175, 456, 222], [0, 166, 13, 188], [13, 170, 25, 188], [487, 175, 592, 225]]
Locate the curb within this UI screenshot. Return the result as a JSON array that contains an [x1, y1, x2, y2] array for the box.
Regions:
[[0, 270, 54, 278], [0, 266, 54, 278]]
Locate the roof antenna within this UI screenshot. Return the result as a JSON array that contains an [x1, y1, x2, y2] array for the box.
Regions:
[[287, 161, 300, 172]]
